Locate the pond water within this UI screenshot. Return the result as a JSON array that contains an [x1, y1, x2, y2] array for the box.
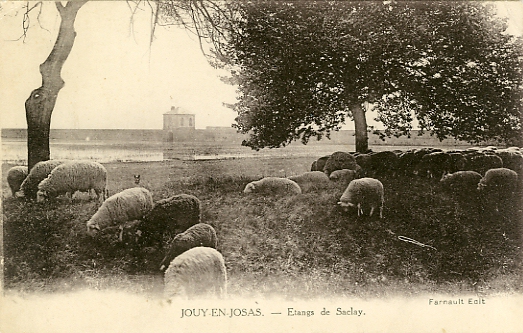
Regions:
[[2, 139, 471, 165], [1, 140, 354, 164]]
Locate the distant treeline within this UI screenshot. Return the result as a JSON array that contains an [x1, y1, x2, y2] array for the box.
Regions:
[[1, 128, 492, 147]]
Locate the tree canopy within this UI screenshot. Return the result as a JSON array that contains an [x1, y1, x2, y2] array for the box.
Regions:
[[216, 1, 523, 151]]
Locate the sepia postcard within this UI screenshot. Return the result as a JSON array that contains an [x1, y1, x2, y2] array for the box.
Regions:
[[1, 1, 522, 332]]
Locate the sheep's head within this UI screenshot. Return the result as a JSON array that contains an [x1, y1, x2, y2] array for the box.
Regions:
[[86, 222, 101, 236], [337, 201, 354, 212], [243, 183, 255, 193], [36, 190, 49, 203]]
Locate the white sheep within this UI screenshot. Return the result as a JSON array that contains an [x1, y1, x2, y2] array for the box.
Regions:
[[329, 169, 357, 187], [7, 166, 28, 196], [243, 177, 302, 195], [36, 161, 107, 202], [288, 171, 331, 192], [164, 246, 227, 300], [19, 160, 65, 199], [337, 178, 384, 218], [86, 187, 154, 236], [159, 223, 218, 271]]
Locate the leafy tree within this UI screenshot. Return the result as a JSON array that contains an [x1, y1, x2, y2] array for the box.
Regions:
[[15, 0, 232, 175], [216, 1, 523, 152]]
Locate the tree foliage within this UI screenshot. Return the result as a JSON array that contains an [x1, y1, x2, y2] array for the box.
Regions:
[[216, 1, 523, 150]]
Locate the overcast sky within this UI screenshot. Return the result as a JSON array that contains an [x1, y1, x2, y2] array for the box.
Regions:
[[1, 1, 522, 131]]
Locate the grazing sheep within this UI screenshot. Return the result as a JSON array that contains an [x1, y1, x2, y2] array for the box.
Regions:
[[329, 169, 357, 188], [19, 160, 65, 199], [440, 171, 482, 195], [36, 161, 107, 202], [140, 194, 202, 247], [86, 187, 154, 236], [368, 151, 399, 177], [338, 178, 384, 218], [7, 166, 28, 196], [415, 152, 452, 179], [243, 177, 302, 195], [496, 150, 523, 175], [288, 171, 331, 192], [477, 168, 519, 211], [323, 151, 360, 176], [159, 223, 218, 271], [477, 168, 518, 194], [164, 247, 227, 300], [310, 155, 330, 172], [354, 153, 372, 177], [448, 152, 467, 173], [397, 150, 419, 176], [465, 153, 503, 175]]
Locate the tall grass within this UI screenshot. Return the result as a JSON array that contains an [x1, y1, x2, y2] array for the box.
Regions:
[[3, 159, 522, 298]]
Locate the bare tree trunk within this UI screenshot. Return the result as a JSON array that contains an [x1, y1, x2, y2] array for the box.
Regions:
[[351, 102, 368, 153], [25, 1, 87, 171]]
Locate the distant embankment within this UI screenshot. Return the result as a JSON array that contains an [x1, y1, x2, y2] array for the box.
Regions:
[[1, 128, 485, 147]]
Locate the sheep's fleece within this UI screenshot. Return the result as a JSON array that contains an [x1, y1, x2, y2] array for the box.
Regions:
[[37, 161, 107, 201], [288, 171, 331, 192], [244, 177, 302, 195], [439, 171, 482, 193], [164, 246, 227, 299], [329, 169, 357, 185], [478, 168, 518, 192], [338, 177, 384, 217], [159, 223, 218, 271], [7, 166, 28, 196], [143, 194, 201, 235], [20, 160, 65, 198], [86, 187, 154, 236]]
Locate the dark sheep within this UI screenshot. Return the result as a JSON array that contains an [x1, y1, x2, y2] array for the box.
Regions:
[[496, 150, 523, 175], [439, 171, 482, 196], [323, 151, 360, 176], [465, 154, 503, 175], [311, 155, 330, 172], [448, 152, 467, 173], [354, 153, 372, 177], [397, 150, 418, 176], [478, 168, 518, 194], [159, 223, 218, 271], [368, 151, 399, 177], [140, 194, 202, 247], [7, 166, 28, 196], [477, 168, 519, 212], [415, 152, 452, 179]]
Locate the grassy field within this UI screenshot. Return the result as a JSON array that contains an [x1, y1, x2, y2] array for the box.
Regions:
[[2, 155, 522, 299]]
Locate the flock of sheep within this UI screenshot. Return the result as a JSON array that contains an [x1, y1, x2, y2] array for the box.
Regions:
[[7, 160, 226, 299], [6, 144, 522, 299], [243, 146, 522, 218]]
